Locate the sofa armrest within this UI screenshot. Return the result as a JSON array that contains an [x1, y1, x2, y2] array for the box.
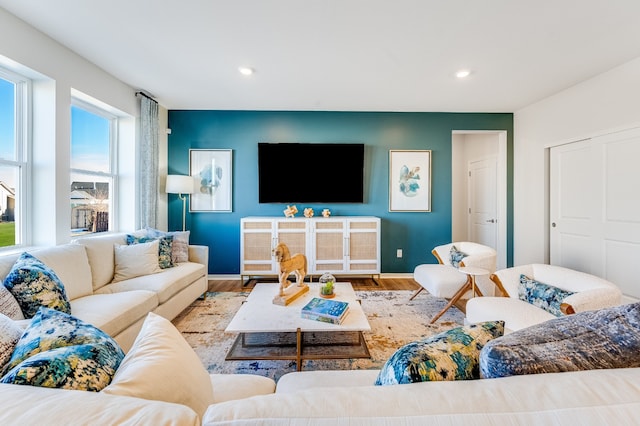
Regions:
[[562, 287, 623, 314], [188, 245, 209, 268]]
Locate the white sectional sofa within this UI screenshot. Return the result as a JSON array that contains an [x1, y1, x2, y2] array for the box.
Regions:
[[1, 231, 208, 352], [1, 241, 638, 425], [203, 367, 640, 425]]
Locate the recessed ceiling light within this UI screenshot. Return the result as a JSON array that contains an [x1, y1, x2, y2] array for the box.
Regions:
[[238, 67, 254, 76], [456, 69, 471, 79]]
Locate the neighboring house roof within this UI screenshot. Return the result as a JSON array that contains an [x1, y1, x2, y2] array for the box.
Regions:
[[0, 181, 15, 199], [70, 190, 95, 201]]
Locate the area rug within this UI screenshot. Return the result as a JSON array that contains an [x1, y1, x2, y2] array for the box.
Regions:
[[172, 290, 464, 382]]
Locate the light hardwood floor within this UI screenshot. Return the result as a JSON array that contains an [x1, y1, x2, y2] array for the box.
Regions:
[[207, 277, 468, 313], [207, 277, 421, 292]]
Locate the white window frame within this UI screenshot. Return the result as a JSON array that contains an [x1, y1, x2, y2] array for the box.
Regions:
[[0, 67, 30, 248], [70, 98, 119, 234]]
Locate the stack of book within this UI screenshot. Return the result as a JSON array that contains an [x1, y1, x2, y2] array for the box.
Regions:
[[301, 297, 349, 325]]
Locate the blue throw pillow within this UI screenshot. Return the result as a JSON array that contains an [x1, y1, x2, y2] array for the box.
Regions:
[[480, 302, 640, 379], [3, 252, 71, 318], [518, 274, 575, 317], [374, 320, 504, 385], [141, 228, 190, 263], [0, 307, 124, 391], [449, 245, 466, 268], [126, 234, 174, 269]]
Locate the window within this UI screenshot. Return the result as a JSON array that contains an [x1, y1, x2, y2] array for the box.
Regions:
[[0, 69, 28, 248], [70, 101, 117, 235]]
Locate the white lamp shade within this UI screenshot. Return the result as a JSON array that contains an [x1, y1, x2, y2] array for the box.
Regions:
[[166, 175, 195, 194]]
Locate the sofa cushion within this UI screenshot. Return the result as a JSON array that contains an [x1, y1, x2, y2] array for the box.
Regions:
[[0, 382, 200, 426], [518, 274, 574, 317], [276, 370, 380, 394], [0, 313, 22, 370], [126, 234, 174, 269], [72, 233, 127, 291], [1, 307, 124, 391], [3, 252, 71, 318], [96, 262, 204, 304], [140, 228, 191, 263], [480, 302, 640, 379], [113, 240, 162, 282], [70, 291, 158, 338], [375, 320, 504, 385], [103, 312, 214, 419], [0, 285, 24, 320], [449, 245, 467, 268], [28, 244, 94, 301], [209, 374, 276, 403]]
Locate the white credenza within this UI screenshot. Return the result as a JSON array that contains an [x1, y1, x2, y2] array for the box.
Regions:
[[240, 216, 380, 282]]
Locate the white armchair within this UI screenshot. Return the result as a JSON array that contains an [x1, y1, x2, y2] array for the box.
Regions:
[[412, 242, 497, 323], [466, 264, 623, 332]]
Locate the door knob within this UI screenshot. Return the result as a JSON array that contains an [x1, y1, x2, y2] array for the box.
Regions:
[[485, 219, 496, 223]]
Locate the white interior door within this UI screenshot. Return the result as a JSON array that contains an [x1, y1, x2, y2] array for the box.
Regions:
[[550, 127, 640, 298], [549, 139, 595, 273], [468, 157, 497, 249]]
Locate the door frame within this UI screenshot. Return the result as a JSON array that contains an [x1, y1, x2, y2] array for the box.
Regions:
[[452, 130, 507, 270]]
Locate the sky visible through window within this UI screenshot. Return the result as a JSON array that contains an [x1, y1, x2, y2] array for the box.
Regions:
[[0, 78, 16, 188], [71, 105, 110, 172], [0, 84, 111, 185]]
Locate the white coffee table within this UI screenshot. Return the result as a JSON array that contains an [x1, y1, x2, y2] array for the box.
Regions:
[[225, 282, 371, 371]]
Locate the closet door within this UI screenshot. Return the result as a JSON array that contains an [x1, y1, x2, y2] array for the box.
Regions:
[[550, 127, 640, 298]]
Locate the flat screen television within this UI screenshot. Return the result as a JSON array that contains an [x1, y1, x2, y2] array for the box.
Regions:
[[258, 142, 365, 203]]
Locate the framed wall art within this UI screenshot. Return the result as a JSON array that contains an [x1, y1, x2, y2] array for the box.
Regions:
[[389, 150, 431, 212], [189, 149, 232, 212]]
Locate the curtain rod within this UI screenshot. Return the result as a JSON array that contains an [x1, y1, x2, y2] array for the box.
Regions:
[[135, 91, 157, 102]]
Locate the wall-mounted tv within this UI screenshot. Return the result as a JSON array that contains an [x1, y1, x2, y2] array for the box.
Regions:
[[258, 142, 365, 203]]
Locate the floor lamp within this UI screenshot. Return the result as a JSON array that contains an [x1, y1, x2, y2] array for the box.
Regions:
[[166, 175, 195, 231]]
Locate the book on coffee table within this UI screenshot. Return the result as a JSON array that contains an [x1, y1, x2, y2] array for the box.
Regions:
[[301, 297, 350, 325]]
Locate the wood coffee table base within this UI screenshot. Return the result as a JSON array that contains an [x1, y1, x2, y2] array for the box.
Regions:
[[225, 328, 371, 371]]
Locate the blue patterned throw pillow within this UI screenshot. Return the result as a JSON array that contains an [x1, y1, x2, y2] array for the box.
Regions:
[[480, 302, 640, 379], [3, 252, 71, 318], [449, 245, 467, 268], [374, 320, 504, 385], [126, 234, 174, 269], [518, 274, 575, 317], [0, 307, 124, 391], [141, 228, 190, 263]]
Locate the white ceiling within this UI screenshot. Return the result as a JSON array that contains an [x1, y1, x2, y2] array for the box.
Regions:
[[2, 0, 640, 112]]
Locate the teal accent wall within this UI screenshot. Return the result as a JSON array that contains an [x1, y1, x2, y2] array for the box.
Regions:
[[168, 111, 514, 275]]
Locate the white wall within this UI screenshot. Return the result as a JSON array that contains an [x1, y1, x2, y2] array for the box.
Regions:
[[0, 7, 162, 244], [513, 57, 640, 265]]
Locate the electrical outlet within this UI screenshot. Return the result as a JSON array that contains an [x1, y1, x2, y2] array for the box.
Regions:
[[396, 249, 403, 258]]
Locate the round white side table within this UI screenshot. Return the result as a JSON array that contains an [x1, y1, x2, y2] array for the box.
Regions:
[[458, 266, 490, 298]]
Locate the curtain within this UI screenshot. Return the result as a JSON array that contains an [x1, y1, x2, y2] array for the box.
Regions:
[[139, 94, 159, 229]]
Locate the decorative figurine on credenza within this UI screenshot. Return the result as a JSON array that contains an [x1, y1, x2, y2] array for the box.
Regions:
[[322, 208, 331, 217], [283, 205, 298, 218], [272, 242, 309, 305], [303, 208, 314, 218]]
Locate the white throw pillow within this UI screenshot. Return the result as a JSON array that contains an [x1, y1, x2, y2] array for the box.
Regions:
[[112, 240, 162, 282], [0, 313, 24, 370], [102, 312, 214, 419]]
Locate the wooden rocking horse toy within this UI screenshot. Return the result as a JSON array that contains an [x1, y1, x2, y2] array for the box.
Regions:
[[272, 242, 309, 305]]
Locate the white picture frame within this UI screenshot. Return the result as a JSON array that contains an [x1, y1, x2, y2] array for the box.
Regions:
[[189, 149, 232, 212], [389, 150, 431, 212]]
